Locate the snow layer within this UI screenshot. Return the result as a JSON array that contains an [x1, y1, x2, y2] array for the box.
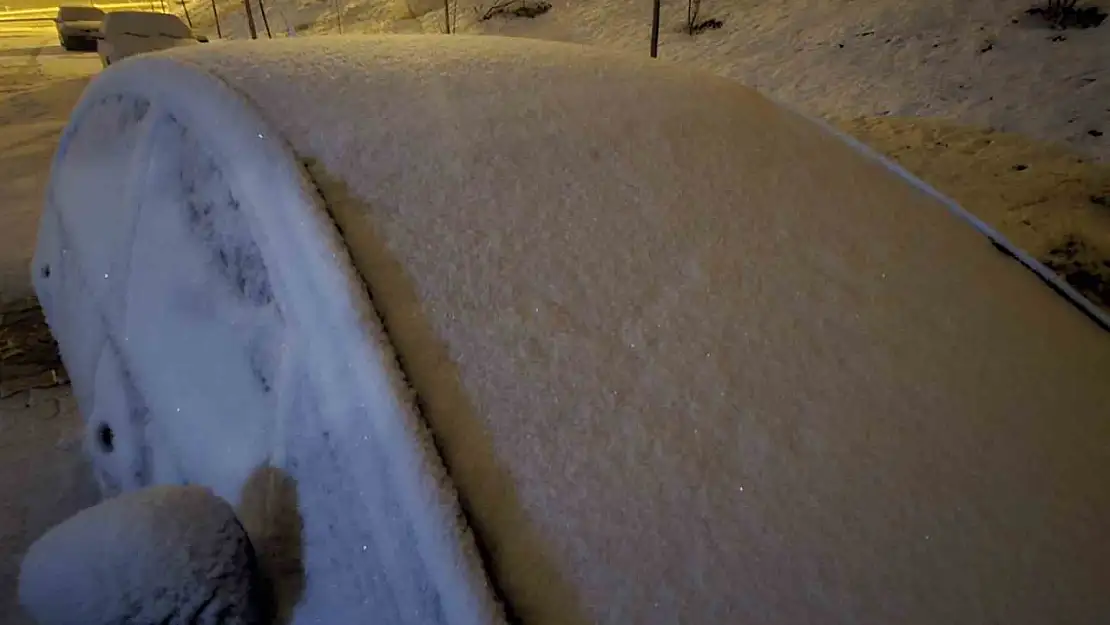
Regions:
[[154, 35, 1110, 624], [32, 50, 503, 625], [19, 485, 263, 625]]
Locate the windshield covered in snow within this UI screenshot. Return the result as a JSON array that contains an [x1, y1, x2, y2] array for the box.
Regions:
[[102, 11, 193, 38], [56, 6, 105, 22]]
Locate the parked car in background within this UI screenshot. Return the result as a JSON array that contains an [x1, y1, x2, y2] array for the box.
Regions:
[[55, 5, 105, 51], [97, 11, 208, 67]]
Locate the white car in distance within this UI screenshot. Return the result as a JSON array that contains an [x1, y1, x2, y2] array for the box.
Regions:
[[97, 11, 209, 68], [54, 5, 105, 51]]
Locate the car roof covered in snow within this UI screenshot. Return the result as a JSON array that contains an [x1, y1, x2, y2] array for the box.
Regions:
[[37, 35, 1110, 625], [56, 5, 104, 22]]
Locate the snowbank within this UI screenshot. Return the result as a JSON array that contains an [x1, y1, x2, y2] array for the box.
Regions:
[[34, 34, 1110, 624]]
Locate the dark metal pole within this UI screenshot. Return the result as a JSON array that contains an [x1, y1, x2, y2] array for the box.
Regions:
[[650, 0, 660, 57], [179, 0, 192, 26], [258, 0, 272, 37], [243, 0, 257, 38], [211, 0, 222, 37]]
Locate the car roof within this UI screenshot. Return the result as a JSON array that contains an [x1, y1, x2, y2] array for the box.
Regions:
[[102, 11, 193, 38], [56, 5, 105, 21]]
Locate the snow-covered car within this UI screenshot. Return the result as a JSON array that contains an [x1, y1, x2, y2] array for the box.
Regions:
[[97, 11, 207, 67], [54, 5, 105, 51], [27, 35, 1110, 625]]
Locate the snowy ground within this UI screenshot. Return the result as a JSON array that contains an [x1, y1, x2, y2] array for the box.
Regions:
[[0, 25, 100, 625], [0, 27, 100, 303], [0, 387, 98, 625]]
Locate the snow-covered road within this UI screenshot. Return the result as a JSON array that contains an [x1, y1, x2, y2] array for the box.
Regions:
[[0, 26, 101, 625], [0, 26, 100, 304]]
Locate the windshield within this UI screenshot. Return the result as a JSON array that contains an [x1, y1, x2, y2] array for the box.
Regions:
[[57, 6, 105, 21], [103, 11, 193, 38]]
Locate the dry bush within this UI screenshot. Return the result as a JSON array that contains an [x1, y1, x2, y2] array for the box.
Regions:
[[1025, 0, 1107, 29], [684, 0, 723, 35], [475, 0, 551, 21]]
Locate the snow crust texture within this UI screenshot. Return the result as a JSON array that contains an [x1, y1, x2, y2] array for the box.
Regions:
[[18, 485, 264, 625], [161, 35, 1110, 625]]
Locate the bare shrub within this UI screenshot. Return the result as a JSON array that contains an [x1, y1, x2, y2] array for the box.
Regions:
[[475, 0, 551, 21], [684, 0, 723, 35], [685, 0, 700, 34], [1042, 234, 1110, 309], [1025, 0, 1107, 29]]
